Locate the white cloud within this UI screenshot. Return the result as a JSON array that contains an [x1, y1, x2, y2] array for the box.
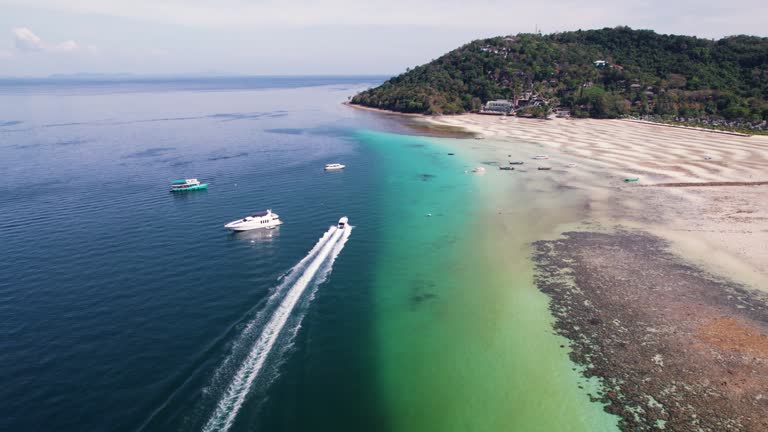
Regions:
[[10, 27, 90, 54], [13, 27, 44, 51], [52, 40, 79, 52]]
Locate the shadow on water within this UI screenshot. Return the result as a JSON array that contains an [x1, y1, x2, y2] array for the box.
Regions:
[[124, 147, 176, 159], [207, 152, 249, 162], [169, 189, 209, 201], [55, 138, 89, 146], [228, 227, 282, 245], [409, 279, 439, 309]]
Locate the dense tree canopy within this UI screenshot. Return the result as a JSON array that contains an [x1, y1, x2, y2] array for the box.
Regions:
[[351, 27, 768, 124]]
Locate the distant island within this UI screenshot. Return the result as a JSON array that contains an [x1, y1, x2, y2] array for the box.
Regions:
[[351, 27, 768, 132]]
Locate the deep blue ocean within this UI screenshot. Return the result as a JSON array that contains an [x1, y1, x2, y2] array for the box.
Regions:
[[0, 76, 444, 432]]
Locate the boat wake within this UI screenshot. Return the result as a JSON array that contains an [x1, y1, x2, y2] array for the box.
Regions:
[[202, 224, 351, 432]]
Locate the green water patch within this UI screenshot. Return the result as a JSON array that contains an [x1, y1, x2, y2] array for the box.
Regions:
[[358, 130, 618, 432]]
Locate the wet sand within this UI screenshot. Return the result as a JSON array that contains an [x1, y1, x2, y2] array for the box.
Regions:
[[425, 114, 768, 284]]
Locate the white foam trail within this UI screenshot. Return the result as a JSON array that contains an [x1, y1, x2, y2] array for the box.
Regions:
[[134, 228, 338, 432], [200, 227, 338, 396], [203, 225, 350, 432], [264, 227, 337, 302], [317, 225, 352, 294], [280, 226, 353, 354]]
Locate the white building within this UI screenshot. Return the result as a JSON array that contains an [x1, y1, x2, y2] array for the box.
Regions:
[[483, 100, 514, 114]]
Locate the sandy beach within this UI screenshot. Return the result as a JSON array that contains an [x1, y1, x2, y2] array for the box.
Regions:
[[422, 113, 768, 431], [427, 114, 768, 284]]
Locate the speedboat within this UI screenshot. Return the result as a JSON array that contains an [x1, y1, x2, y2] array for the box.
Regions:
[[325, 163, 346, 170], [532, 155, 550, 160], [170, 178, 208, 192], [338, 216, 349, 229], [225, 209, 283, 231]]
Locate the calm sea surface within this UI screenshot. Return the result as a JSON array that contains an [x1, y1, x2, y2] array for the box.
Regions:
[[0, 77, 388, 432], [0, 77, 617, 432]]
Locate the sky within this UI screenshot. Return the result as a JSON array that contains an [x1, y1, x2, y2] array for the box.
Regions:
[[1, 0, 767, 77]]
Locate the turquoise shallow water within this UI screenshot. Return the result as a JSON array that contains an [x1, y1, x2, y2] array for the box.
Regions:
[[359, 130, 618, 432], [0, 78, 617, 432]]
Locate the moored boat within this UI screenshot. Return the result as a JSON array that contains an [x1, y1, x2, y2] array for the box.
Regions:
[[471, 167, 486, 173], [225, 209, 283, 231], [509, 161, 524, 165], [532, 155, 550, 160], [325, 163, 346, 170], [624, 177, 640, 182], [538, 166, 552, 170], [499, 166, 515, 171], [170, 178, 208, 192]]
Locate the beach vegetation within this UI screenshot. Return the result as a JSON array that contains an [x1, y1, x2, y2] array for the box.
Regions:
[[351, 27, 768, 128]]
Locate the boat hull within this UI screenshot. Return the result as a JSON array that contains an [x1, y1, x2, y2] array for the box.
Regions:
[[170, 183, 208, 192], [226, 220, 282, 231], [228, 223, 282, 232]]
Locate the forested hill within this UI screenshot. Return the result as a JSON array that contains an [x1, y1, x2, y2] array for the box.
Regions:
[[350, 27, 768, 126]]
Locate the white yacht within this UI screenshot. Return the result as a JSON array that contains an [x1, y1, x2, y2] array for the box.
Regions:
[[532, 155, 550, 160], [338, 216, 349, 229], [225, 209, 283, 231], [325, 163, 346, 170]]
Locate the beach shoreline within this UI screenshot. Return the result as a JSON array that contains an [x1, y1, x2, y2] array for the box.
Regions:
[[342, 101, 427, 117], [343, 102, 765, 137], [414, 112, 768, 430]]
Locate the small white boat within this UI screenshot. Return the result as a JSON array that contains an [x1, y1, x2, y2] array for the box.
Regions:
[[325, 163, 346, 170], [532, 155, 550, 160], [338, 216, 349, 229], [566, 163, 577, 168], [471, 167, 486, 173], [225, 209, 283, 231]]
